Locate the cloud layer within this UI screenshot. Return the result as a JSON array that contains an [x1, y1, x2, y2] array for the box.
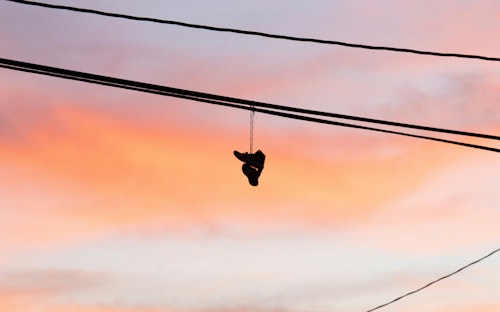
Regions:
[[1, 0, 499, 311]]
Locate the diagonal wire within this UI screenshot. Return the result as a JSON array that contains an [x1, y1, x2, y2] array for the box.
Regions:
[[1, 57, 500, 154], [0, 58, 500, 153], [1, 57, 499, 142], [1, 58, 499, 153], [4, 0, 500, 62], [366, 247, 500, 312]]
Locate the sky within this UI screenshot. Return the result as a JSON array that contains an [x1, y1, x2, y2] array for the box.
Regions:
[[0, 0, 499, 311]]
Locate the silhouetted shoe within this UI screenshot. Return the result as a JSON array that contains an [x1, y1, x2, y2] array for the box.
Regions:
[[234, 150, 266, 170], [242, 163, 260, 186], [252, 150, 266, 170]]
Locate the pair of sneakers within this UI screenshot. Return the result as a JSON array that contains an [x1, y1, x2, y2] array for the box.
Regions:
[[234, 150, 266, 186]]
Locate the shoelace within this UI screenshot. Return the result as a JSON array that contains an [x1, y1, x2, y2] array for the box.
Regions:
[[250, 106, 255, 153]]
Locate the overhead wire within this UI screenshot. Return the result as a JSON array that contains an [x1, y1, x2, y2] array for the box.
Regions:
[[1, 57, 499, 142], [366, 247, 500, 312], [4, 0, 500, 62], [1, 57, 499, 154]]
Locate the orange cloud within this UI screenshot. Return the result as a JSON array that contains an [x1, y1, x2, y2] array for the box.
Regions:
[[0, 99, 474, 251], [2, 64, 496, 251]]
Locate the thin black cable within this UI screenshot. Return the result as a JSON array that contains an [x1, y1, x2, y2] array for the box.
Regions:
[[4, 0, 500, 62], [1, 59, 500, 154], [1, 59, 499, 153], [0, 59, 500, 153], [366, 247, 500, 312], [1, 57, 498, 143], [153, 93, 500, 154]]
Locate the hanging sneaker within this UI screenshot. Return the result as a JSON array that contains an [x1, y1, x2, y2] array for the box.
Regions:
[[252, 150, 266, 170], [234, 150, 266, 171], [242, 163, 260, 186], [234, 150, 252, 163]]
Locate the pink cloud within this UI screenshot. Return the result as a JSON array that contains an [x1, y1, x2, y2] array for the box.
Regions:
[[0, 269, 108, 295], [0, 270, 116, 312], [384, 73, 500, 130], [457, 304, 500, 312]]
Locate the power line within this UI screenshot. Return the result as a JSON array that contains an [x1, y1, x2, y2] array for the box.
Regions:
[[4, 0, 500, 62], [162, 94, 500, 154], [366, 247, 500, 312], [1, 58, 499, 153], [1, 57, 500, 154], [0, 57, 498, 142]]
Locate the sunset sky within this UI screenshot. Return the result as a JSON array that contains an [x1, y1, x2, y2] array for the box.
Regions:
[[0, 1, 499, 311]]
